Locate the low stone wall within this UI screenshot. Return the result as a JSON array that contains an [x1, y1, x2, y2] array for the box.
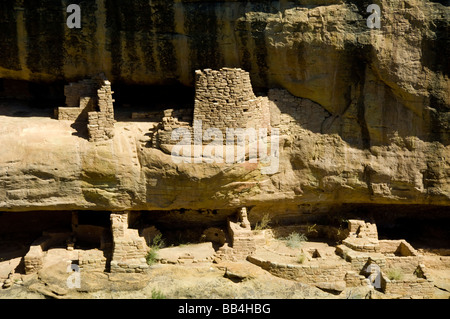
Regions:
[[56, 74, 116, 142], [269, 224, 348, 243], [383, 278, 434, 298], [379, 240, 419, 256], [347, 220, 378, 239], [336, 244, 386, 272], [341, 220, 380, 252], [381, 265, 435, 298], [344, 271, 369, 287], [56, 105, 92, 121], [154, 108, 193, 147], [131, 111, 164, 121], [24, 231, 71, 274], [56, 79, 97, 121], [247, 255, 351, 285], [79, 249, 108, 273], [385, 256, 424, 273], [342, 237, 380, 253]]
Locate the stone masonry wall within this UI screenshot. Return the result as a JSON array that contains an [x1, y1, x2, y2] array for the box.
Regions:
[[110, 212, 149, 273], [247, 255, 352, 285], [56, 74, 115, 142], [56, 79, 97, 121], [153, 109, 193, 148], [381, 265, 435, 298], [227, 220, 256, 260], [193, 68, 270, 131], [156, 68, 271, 148], [87, 78, 115, 142], [79, 249, 108, 273]]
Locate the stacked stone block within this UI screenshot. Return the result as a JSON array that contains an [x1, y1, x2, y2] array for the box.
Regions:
[[215, 209, 256, 261], [381, 264, 434, 298], [87, 78, 115, 142], [56, 74, 116, 142], [56, 79, 97, 121], [342, 220, 380, 252], [336, 244, 386, 271], [347, 220, 378, 239], [153, 108, 193, 147], [247, 255, 352, 285], [24, 242, 44, 275], [193, 68, 270, 131], [228, 222, 257, 260], [382, 277, 434, 298], [79, 249, 108, 273], [156, 68, 271, 148], [345, 271, 369, 287], [110, 212, 149, 273]]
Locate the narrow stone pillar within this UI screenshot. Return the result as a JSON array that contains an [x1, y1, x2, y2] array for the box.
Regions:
[[225, 208, 257, 260], [110, 212, 149, 273], [111, 211, 128, 238]]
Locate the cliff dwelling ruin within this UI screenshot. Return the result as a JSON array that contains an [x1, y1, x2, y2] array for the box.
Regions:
[[0, 66, 449, 299], [0, 0, 449, 300]]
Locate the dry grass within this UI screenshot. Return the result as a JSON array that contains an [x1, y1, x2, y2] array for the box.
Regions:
[[284, 232, 308, 248], [254, 214, 271, 232], [387, 269, 404, 281]]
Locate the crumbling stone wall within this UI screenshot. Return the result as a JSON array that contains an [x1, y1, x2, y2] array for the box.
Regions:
[[342, 220, 380, 253], [381, 265, 434, 298], [24, 239, 45, 275], [56, 74, 115, 142], [152, 108, 193, 148], [110, 212, 149, 273], [56, 79, 97, 121], [214, 208, 257, 261], [247, 255, 352, 285], [156, 68, 271, 148], [336, 244, 386, 272], [227, 215, 256, 260], [87, 79, 115, 142], [24, 231, 71, 274], [193, 68, 270, 131], [79, 249, 108, 273]]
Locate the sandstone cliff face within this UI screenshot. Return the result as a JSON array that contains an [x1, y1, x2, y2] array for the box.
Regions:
[[1, 0, 449, 146], [0, 0, 448, 216]]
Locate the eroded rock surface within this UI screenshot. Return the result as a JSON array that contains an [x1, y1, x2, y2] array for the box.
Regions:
[[0, 1, 448, 216]]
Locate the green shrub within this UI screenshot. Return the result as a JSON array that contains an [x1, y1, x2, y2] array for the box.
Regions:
[[285, 232, 308, 248], [146, 249, 159, 265], [151, 289, 166, 299], [151, 233, 165, 249], [146, 234, 165, 265]]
